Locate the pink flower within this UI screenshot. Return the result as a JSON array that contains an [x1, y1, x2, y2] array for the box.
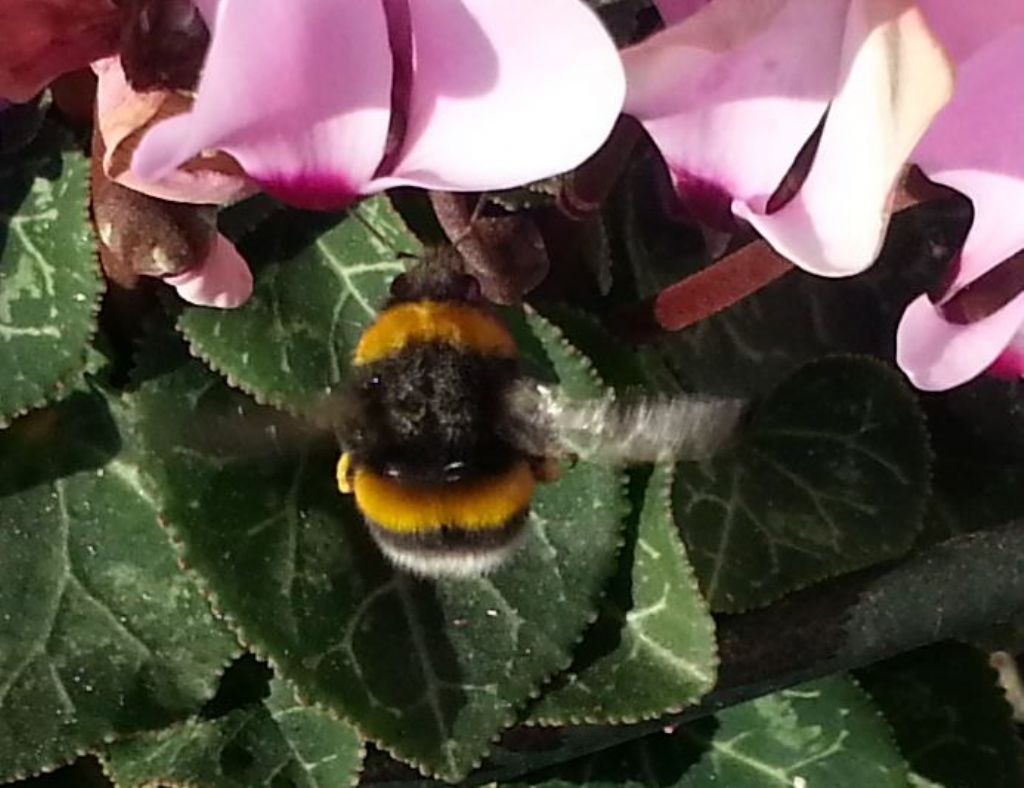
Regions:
[[93, 56, 255, 308], [94, 57, 255, 205], [621, 0, 953, 277], [896, 1, 1024, 390], [132, 0, 625, 210]]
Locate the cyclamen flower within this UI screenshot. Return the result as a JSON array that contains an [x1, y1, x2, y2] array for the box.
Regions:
[[621, 0, 953, 277], [896, 1, 1024, 390], [132, 0, 626, 210]]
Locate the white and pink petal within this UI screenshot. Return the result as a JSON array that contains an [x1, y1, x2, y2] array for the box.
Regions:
[[897, 292, 1024, 391], [622, 0, 848, 228], [737, 0, 953, 276], [372, 0, 624, 192], [917, 0, 1024, 62], [624, 0, 952, 275], [653, 0, 713, 26], [133, 0, 393, 209], [164, 232, 253, 308], [94, 56, 254, 204], [912, 27, 1024, 292]]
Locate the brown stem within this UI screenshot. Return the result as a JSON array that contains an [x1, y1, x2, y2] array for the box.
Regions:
[[428, 190, 548, 304], [559, 115, 643, 219], [651, 240, 794, 332]]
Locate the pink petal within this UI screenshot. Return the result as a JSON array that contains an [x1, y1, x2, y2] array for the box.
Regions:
[[918, 0, 1024, 62], [622, 0, 847, 224], [165, 233, 253, 308], [371, 0, 624, 192], [192, 0, 219, 24], [988, 342, 1024, 380], [897, 291, 1024, 390], [94, 57, 253, 205], [736, 0, 953, 276], [654, 0, 712, 26], [132, 0, 393, 209], [913, 27, 1024, 293]]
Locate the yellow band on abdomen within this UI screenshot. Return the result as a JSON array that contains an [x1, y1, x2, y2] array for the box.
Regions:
[[351, 460, 535, 534], [354, 300, 517, 365]]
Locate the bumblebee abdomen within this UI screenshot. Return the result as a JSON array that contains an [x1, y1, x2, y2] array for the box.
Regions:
[[349, 460, 535, 576], [351, 460, 535, 532]]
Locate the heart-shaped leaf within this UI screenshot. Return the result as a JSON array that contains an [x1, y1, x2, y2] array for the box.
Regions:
[[504, 676, 909, 786], [103, 678, 363, 788], [131, 315, 625, 781], [0, 122, 103, 425], [673, 356, 930, 612], [0, 388, 238, 782], [177, 196, 419, 413], [530, 465, 716, 724]]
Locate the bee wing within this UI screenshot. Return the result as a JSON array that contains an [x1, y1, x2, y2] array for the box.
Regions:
[[502, 380, 747, 464], [183, 406, 325, 461], [183, 389, 360, 462]]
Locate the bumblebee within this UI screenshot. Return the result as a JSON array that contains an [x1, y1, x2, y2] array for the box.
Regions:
[[332, 250, 746, 579]]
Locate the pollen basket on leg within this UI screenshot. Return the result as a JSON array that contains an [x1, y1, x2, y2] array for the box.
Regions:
[[353, 300, 517, 365]]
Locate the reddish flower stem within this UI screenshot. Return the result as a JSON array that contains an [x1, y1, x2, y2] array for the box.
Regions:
[[653, 240, 794, 331], [618, 169, 959, 343]]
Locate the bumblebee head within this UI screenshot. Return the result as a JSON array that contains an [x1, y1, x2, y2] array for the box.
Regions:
[[387, 247, 481, 306]]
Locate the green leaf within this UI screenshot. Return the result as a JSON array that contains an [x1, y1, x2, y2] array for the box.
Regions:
[[131, 320, 626, 782], [506, 676, 909, 787], [859, 642, 1024, 788], [530, 465, 716, 723], [103, 678, 363, 788], [0, 122, 103, 425], [674, 356, 930, 612], [177, 196, 418, 413], [531, 305, 677, 394], [0, 389, 238, 782]]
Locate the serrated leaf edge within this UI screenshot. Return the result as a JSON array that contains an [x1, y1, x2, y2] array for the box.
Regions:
[[845, 674, 916, 783], [0, 191, 106, 429], [704, 354, 934, 615], [526, 465, 719, 728], [154, 469, 628, 784], [96, 695, 367, 788], [146, 307, 628, 782], [1, 643, 240, 787], [173, 195, 419, 417]]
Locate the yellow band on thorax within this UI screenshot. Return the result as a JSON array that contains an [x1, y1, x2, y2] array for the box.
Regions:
[[354, 300, 517, 365], [350, 460, 535, 534]]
